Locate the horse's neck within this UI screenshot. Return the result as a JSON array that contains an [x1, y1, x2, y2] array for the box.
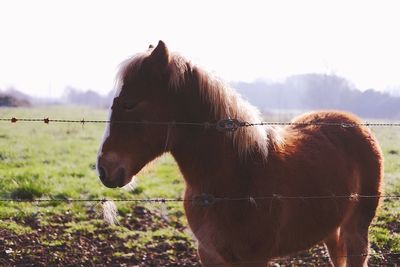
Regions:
[[169, 78, 261, 195], [170, 132, 252, 196]]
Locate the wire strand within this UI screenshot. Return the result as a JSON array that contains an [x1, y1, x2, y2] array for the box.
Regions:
[[2, 117, 400, 128], [0, 194, 399, 204]]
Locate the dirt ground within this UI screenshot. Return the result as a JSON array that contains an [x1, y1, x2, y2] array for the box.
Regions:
[[0, 205, 398, 266]]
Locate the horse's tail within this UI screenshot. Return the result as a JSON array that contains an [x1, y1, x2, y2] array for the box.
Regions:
[[338, 123, 384, 266], [356, 126, 384, 222]]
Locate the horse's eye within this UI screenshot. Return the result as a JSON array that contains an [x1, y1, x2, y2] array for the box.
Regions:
[[123, 102, 138, 111]]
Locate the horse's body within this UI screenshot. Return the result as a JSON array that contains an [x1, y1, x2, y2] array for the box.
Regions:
[[181, 111, 382, 266], [97, 41, 383, 266]]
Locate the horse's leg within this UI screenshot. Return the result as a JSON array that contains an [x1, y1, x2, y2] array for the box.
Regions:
[[342, 221, 370, 267], [198, 245, 227, 267], [341, 192, 379, 267], [324, 228, 346, 267], [342, 201, 378, 267], [198, 246, 268, 267]]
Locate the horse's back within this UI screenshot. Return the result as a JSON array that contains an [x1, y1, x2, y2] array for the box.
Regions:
[[287, 110, 383, 202], [290, 110, 383, 190]]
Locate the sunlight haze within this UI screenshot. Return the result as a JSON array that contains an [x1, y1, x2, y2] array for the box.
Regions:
[[1, 0, 400, 97]]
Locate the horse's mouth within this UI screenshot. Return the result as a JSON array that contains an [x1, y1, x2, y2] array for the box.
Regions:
[[99, 166, 130, 188], [97, 155, 147, 189], [101, 179, 122, 188]]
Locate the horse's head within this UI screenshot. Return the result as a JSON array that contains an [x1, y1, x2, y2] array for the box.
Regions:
[[97, 40, 272, 188], [97, 41, 181, 188]]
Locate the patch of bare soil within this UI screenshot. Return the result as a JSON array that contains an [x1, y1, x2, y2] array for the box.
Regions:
[[0, 206, 398, 266], [0, 206, 199, 267]]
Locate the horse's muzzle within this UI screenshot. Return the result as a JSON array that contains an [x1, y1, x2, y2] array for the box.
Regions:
[[98, 165, 127, 188], [97, 155, 128, 188]]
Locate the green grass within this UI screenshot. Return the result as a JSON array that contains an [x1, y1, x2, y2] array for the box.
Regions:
[[0, 106, 399, 261], [366, 126, 400, 253], [0, 106, 184, 211], [0, 220, 33, 234]]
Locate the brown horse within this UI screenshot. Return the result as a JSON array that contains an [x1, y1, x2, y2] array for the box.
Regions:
[[97, 41, 383, 267]]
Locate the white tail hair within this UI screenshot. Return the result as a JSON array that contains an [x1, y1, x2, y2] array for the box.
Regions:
[[101, 177, 138, 225], [102, 200, 118, 225]]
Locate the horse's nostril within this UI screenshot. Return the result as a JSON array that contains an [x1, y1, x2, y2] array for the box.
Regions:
[[98, 166, 107, 181], [115, 167, 125, 182], [98, 164, 126, 188]]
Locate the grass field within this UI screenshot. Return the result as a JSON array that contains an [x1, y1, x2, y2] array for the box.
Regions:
[[0, 107, 399, 266]]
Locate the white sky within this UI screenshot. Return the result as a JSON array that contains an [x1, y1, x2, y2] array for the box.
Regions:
[[1, 0, 400, 97]]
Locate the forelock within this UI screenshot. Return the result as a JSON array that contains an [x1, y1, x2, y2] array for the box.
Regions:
[[115, 51, 190, 95]]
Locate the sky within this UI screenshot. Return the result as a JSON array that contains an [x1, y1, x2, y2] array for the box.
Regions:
[[0, 0, 400, 97]]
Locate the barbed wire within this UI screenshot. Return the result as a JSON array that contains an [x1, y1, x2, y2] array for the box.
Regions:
[[1, 193, 399, 206], [0, 117, 208, 127], [2, 117, 400, 132]]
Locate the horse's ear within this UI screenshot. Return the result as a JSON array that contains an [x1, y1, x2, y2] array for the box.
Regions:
[[148, 44, 154, 49], [148, 40, 170, 68]]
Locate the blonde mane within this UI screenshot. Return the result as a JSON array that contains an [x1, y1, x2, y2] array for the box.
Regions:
[[116, 49, 282, 160]]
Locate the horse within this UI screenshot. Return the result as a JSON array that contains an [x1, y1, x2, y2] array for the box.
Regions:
[[97, 41, 383, 267]]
